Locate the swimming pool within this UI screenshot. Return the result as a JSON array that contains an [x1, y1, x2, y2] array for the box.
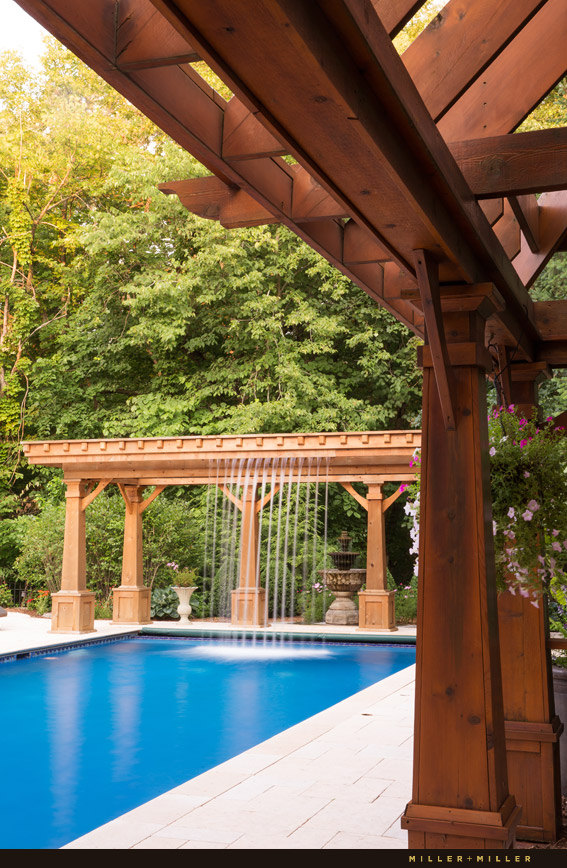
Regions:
[[0, 636, 415, 849]]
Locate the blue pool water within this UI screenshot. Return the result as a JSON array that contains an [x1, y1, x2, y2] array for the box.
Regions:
[[0, 636, 415, 849]]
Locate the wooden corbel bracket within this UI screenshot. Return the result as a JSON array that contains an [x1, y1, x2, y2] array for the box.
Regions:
[[412, 249, 456, 431]]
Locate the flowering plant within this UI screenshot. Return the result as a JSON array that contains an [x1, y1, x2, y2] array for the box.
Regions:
[[488, 406, 567, 612], [404, 408, 567, 629]]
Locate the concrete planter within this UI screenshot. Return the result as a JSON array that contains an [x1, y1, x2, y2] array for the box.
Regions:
[[172, 586, 197, 624]]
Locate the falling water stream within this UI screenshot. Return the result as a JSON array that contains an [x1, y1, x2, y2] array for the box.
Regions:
[[202, 454, 330, 646]]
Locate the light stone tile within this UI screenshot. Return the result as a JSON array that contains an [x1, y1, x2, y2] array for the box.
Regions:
[[382, 819, 409, 842], [303, 795, 408, 837], [131, 836, 183, 849], [323, 832, 407, 849], [156, 824, 242, 844], [63, 819, 162, 849], [117, 793, 205, 824], [215, 777, 274, 802], [382, 778, 412, 799], [178, 839, 230, 849]]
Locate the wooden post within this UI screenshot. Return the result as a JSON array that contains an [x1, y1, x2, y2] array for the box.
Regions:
[[497, 362, 562, 841], [401, 286, 520, 848], [51, 479, 95, 633], [231, 483, 267, 626], [358, 483, 396, 630], [113, 485, 151, 624]]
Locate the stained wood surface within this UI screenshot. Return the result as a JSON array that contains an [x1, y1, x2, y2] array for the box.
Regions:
[[412, 359, 510, 814], [404, 0, 547, 122]]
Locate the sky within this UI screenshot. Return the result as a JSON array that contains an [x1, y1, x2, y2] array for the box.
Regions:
[[0, 1, 49, 66]]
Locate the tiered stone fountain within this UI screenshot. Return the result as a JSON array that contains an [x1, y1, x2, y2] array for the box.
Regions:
[[320, 531, 366, 625]]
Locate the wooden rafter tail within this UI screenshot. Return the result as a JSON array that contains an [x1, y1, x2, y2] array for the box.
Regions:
[[339, 482, 368, 511], [81, 479, 111, 511], [413, 249, 456, 431], [139, 485, 165, 514]]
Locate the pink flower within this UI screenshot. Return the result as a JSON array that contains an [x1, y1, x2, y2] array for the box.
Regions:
[[553, 529, 559, 536], [522, 509, 533, 521], [507, 507, 515, 519], [519, 439, 528, 448], [523, 471, 530, 478], [552, 542, 562, 552], [527, 499, 539, 512], [529, 599, 540, 608], [399, 484, 407, 492], [489, 446, 496, 457]]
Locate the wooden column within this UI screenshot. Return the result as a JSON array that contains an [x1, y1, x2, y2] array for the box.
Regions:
[[359, 483, 396, 630], [497, 362, 562, 842], [113, 485, 151, 624], [231, 483, 267, 626], [51, 479, 95, 633], [401, 285, 520, 848]]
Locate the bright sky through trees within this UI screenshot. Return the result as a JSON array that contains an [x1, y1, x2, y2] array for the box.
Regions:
[[1, 1, 47, 67]]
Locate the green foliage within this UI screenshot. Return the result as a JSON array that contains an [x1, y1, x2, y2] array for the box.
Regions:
[[388, 571, 418, 624], [172, 567, 198, 588], [0, 40, 420, 609], [94, 596, 113, 620], [151, 587, 179, 620], [0, 583, 12, 607], [298, 585, 335, 624], [489, 407, 567, 603]]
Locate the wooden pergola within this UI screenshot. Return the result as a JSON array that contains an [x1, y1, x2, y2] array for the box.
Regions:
[[15, 0, 567, 849], [22, 430, 417, 630]]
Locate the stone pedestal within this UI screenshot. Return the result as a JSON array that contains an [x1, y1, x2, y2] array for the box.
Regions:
[[231, 587, 267, 626], [50, 590, 96, 633], [325, 591, 358, 625], [112, 586, 151, 624], [358, 589, 397, 630]]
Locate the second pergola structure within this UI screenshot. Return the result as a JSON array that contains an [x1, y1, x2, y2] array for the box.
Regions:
[[22, 429, 418, 632]]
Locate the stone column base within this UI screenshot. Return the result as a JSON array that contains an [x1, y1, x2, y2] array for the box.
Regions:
[[231, 588, 267, 626], [401, 795, 521, 848], [505, 717, 563, 841], [358, 589, 397, 630], [50, 590, 96, 633], [113, 586, 152, 624]]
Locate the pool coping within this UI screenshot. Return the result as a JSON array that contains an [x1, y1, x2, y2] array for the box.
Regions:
[[141, 625, 416, 644]]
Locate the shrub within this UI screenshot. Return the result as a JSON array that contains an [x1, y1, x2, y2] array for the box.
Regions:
[[0, 583, 13, 607]]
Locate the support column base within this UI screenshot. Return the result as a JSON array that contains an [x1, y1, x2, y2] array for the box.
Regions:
[[505, 717, 563, 841], [358, 589, 397, 630], [401, 795, 521, 849], [112, 586, 152, 624], [231, 588, 267, 626], [50, 590, 96, 634]]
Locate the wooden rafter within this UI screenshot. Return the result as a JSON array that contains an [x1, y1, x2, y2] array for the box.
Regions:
[[403, 0, 548, 123]]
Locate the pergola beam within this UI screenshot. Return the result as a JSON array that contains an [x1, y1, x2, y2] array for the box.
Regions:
[[152, 0, 538, 352], [451, 127, 567, 198]]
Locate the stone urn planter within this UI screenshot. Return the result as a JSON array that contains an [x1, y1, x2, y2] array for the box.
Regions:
[[172, 586, 197, 624]]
